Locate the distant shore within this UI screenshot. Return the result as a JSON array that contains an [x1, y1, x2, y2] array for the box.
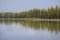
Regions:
[[0, 18, 60, 21]]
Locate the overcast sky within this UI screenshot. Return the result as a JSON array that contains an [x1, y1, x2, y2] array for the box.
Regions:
[[0, 0, 60, 12]]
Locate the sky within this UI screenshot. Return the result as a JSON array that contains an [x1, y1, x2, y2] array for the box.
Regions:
[[0, 0, 60, 12]]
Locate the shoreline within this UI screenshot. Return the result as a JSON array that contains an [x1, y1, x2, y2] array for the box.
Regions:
[[0, 18, 60, 21]]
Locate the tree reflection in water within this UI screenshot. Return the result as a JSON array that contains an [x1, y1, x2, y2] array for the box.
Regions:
[[0, 20, 60, 34]]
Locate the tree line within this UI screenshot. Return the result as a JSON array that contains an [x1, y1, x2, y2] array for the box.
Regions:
[[0, 6, 60, 19]]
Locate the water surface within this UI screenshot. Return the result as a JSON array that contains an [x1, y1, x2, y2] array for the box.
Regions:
[[0, 20, 60, 40]]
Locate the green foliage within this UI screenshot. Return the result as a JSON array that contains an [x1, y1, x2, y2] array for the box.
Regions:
[[0, 6, 60, 19]]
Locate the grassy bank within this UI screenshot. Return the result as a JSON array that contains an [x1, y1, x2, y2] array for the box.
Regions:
[[0, 18, 60, 21]]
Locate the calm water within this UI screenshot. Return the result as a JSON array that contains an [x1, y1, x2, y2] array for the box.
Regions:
[[0, 20, 60, 40]]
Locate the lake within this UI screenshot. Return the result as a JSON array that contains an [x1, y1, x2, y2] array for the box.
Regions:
[[0, 20, 60, 40]]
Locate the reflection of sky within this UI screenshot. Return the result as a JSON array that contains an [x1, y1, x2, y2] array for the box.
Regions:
[[0, 0, 60, 12], [0, 23, 60, 40]]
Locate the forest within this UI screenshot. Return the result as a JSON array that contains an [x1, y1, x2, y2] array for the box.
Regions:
[[0, 6, 60, 19]]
